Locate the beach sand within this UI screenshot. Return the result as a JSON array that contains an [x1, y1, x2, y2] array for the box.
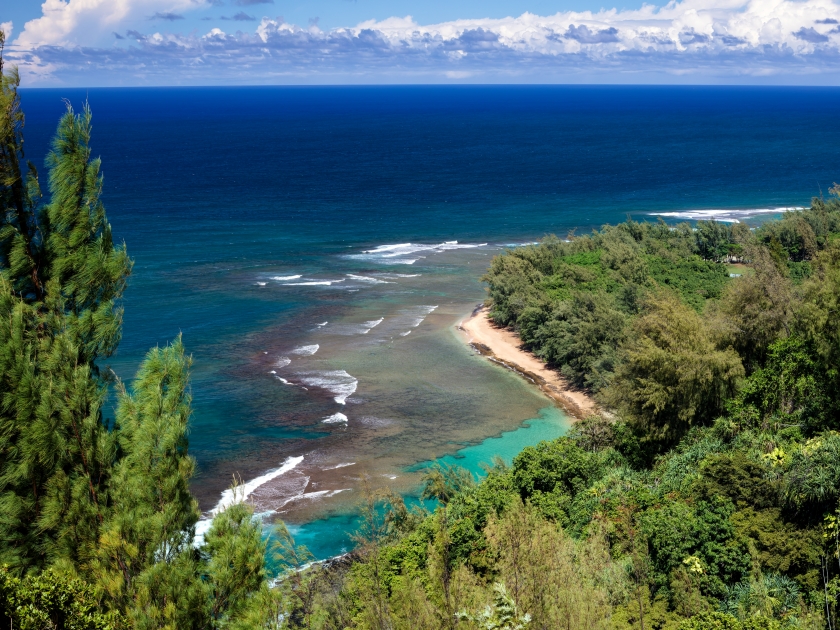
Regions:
[[459, 306, 598, 420]]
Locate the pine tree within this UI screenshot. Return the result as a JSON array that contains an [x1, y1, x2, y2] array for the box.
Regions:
[[42, 102, 131, 361], [95, 338, 200, 609], [203, 501, 267, 626], [95, 339, 270, 627], [0, 47, 131, 571], [0, 37, 278, 627], [0, 31, 45, 301]]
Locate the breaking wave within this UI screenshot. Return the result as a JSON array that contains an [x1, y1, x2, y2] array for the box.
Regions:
[[346, 274, 394, 284], [348, 241, 487, 265], [396, 305, 438, 336], [650, 207, 805, 223], [298, 370, 358, 404], [284, 280, 345, 286], [281, 488, 349, 507], [322, 318, 384, 336], [270, 274, 302, 281], [362, 318, 384, 333], [194, 455, 305, 544], [291, 345, 319, 356]]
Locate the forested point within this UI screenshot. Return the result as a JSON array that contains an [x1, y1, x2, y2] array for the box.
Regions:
[[5, 30, 840, 629]]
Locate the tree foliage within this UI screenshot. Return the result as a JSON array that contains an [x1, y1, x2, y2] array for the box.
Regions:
[[0, 565, 125, 630], [605, 291, 743, 444], [0, 43, 278, 627]]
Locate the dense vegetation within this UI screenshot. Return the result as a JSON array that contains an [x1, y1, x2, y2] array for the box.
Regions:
[[483, 206, 840, 448], [5, 30, 840, 630], [278, 202, 840, 629]]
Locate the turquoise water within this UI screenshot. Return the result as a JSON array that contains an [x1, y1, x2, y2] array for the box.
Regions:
[[17, 85, 840, 559], [420, 406, 568, 476], [289, 405, 568, 560]]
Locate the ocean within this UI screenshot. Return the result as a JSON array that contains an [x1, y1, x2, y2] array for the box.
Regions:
[[18, 85, 840, 560]]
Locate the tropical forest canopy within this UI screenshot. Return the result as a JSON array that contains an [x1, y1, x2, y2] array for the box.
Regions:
[[5, 29, 840, 630]]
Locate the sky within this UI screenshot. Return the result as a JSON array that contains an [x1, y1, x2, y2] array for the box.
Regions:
[[2, 0, 840, 85]]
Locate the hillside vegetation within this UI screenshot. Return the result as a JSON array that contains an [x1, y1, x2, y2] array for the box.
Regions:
[[5, 33, 840, 630], [283, 195, 840, 630]]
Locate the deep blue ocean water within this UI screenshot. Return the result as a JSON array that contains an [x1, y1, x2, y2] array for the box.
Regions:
[[18, 85, 840, 560]]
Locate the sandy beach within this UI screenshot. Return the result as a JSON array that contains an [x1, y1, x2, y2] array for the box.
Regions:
[[459, 306, 598, 420]]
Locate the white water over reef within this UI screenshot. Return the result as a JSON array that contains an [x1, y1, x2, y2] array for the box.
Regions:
[[194, 456, 304, 545]]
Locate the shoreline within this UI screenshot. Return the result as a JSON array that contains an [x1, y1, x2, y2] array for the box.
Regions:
[[458, 306, 598, 421]]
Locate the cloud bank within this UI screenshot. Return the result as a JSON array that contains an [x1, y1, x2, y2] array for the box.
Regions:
[[5, 0, 840, 85]]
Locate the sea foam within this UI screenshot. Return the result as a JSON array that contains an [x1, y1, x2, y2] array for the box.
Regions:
[[399, 305, 438, 335], [284, 280, 344, 286], [291, 345, 319, 356], [346, 274, 394, 284], [650, 207, 805, 223], [270, 275, 302, 281], [361, 318, 384, 333], [323, 318, 385, 336], [194, 455, 304, 544], [298, 370, 358, 404], [349, 241, 488, 265], [282, 488, 349, 506], [322, 412, 349, 424]]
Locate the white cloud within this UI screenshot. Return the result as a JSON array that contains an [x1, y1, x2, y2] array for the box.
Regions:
[[6, 0, 840, 85], [0, 22, 13, 42], [14, 0, 198, 48], [341, 0, 840, 56]]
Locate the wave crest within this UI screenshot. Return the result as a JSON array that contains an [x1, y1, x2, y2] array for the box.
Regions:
[[298, 370, 358, 404]]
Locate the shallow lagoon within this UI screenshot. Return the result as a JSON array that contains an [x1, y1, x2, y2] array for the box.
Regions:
[[287, 405, 569, 561]]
